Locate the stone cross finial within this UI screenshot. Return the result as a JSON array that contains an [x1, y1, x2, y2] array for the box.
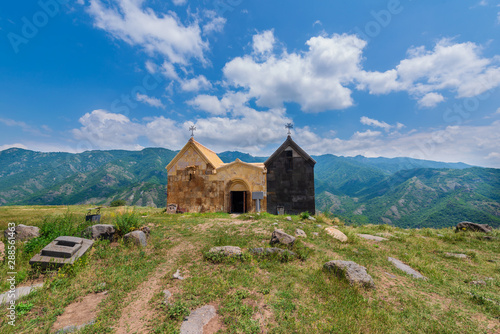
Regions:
[[189, 125, 196, 137], [285, 123, 293, 135]]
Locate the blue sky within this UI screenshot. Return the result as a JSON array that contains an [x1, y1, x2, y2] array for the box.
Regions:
[[1, 0, 500, 167]]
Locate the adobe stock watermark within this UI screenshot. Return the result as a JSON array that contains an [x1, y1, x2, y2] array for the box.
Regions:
[[212, 0, 243, 17], [5, 223, 18, 326], [7, 0, 69, 54], [353, 0, 406, 42]]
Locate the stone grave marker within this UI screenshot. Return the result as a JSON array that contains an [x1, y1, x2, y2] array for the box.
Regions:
[[30, 236, 94, 269], [167, 203, 178, 214]]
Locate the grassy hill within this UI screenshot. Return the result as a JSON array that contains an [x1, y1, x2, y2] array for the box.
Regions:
[[0, 206, 498, 333], [0, 147, 498, 229]]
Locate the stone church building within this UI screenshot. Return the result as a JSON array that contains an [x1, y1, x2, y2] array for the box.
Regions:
[[166, 135, 315, 215]]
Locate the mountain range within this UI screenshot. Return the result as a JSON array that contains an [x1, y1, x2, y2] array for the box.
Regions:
[[0, 147, 498, 229]]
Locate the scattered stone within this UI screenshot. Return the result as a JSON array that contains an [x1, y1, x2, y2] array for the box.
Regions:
[[455, 221, 492, 233], [270, 229, 295, 246], [357, 234, 388, 242], [437, 234, 444, 237], [208, 246, 242, 257], [285, 216, 292, 221], [323, 260, 375, 289], [295, 229, 307, 237], [249, 247, 296, 256], [308, 216, 316, 221], [483, 235, 496, 240], [376, 232, 394, 238], [470, 280, 486, 285], [29, 236, 94, 269], [84, 224, 115, 240], [312, 232, 319, 236], [180, 305, 216, 334], [173, 269, 184, 280], [3, 224, 39, 241], [140, 226, 151, 236], [0, 283, 43, 305], [123, 231, 147, 247], [55, 320, 96, 334], [272, 223, 278, 226], [163, 289, 172, 305], [445, 252, 468, 259], [487, 259, 496, 263], [316, 224, 322, 228], [384, 272, 396, 278], [388, 257, 427, 280], [325, 227, 347, 242]]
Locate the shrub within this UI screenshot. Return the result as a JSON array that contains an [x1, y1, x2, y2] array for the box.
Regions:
[[113, 212, 143, 236], [299, 211, 310, 220], [110, 199, 127, 207]]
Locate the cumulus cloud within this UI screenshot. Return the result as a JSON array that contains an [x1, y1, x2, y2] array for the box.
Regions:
[[252, 30, 275, 55], [136, 93, 165, 109], [86, 0, 209, 65], [180, 75, 212, 92], [223, 32, 500, 112]]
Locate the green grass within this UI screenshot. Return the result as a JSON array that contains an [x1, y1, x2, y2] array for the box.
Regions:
[[0, 207, 498, 333]]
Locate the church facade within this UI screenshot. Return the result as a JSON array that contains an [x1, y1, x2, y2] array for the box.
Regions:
[[166, 135, 315, 215]]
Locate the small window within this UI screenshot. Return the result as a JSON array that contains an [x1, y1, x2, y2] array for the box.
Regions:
[[285, 150, 293, 171]]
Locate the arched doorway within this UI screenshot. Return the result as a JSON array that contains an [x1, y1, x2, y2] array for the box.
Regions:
[[227, 180, 250, 213]]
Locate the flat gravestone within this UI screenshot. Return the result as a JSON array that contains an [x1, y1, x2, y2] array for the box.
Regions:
[[30, 236, 94, 269], [388, 257, 427, 280], [357, 234, 388, 242]]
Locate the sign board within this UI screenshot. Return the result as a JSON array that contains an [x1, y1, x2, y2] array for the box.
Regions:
[[252, 192, 264, 200]]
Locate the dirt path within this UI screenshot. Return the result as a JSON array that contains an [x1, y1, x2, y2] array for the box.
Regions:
[[114, 242, 196, 334]]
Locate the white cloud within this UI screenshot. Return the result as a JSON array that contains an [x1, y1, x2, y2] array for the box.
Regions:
[[252, 30, 275, 55], [202, 10, 226, 35], [223, 33, 500, 112], [497, 11, 500, 24], [180, 75, 212, 92], [188, 91, 251, 116], [0, 117, 49, 136], [172, 0, 187, 5], [87, 0, 208, 65], [360, 116, 393, 131], [188, 94, 227, 115], [418, 92, 445, 108], [72, 109, 145, 150], [136, 93, 165, 109], [0, 143, 28, 151]]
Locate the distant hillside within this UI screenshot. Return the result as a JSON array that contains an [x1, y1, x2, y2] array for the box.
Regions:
[[0, 147, 497, 228]]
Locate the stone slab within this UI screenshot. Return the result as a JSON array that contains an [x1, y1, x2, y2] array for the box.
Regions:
[[357, 234, 388, 242], [30, 237, 94, 269], [325, 227, 348, 242], [388, 257, 427, 280], [0, 283, 43, 305], [324, 260, 375, 289], [180, 305, 216, 334]]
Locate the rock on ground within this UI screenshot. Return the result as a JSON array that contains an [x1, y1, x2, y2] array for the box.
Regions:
[[445, 252, 468, 259], [285, 216, 292, 221], [3, 224, 40, 241], [180, 305, 216, 334], [249, 248, 296, 256], [357, 234, 388, 242], [325, 227, 347, 242], [163, 289, 172, 305], [455, 221, 492, 233], [173, 269, 184, 280], [123, 231, 147, 247], [323, 260, 375, 289], [0, 283, 43, 305], [208, 246, 242, 257], [295, 229, 307, 237], [85, 224, 115, 240], [55, 320, 95, 334], [270, 229, 295, 246], [388, 257, 427, 280]]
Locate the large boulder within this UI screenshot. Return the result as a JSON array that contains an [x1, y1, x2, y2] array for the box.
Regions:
[[85, 224, 115, 240], [455, 222, 492, 233], [270, 229, 295, 246], [323, 260, 375, 289], [123, 231, 147, 247], [208, 246, 242, 257], [4, 224, 40, 241]]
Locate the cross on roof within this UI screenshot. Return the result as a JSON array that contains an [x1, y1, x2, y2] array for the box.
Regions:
[[285, 123, 293, 135], [189, 125, 196, 137]]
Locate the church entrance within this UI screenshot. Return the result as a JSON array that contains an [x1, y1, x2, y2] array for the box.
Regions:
[[230, 191, 246, 213]]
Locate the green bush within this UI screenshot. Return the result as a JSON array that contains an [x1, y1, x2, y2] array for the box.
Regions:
[[299, 211, 310, 220], [113, 212, 143, 236], [110, 199, 127, 207]]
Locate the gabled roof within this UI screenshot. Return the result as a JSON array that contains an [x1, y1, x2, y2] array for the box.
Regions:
[[217, 158, 266, 172], [264, 135, 316, 167], [166, 138, 224, 171]]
